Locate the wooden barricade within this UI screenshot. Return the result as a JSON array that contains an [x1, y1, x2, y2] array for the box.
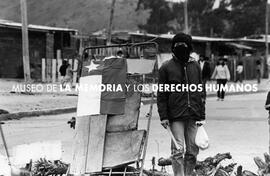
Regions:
[[41, 49, 79, 83]]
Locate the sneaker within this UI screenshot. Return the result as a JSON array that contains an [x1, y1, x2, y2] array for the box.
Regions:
[[217, 98, 220, 101], [221, 99, 224, 101]]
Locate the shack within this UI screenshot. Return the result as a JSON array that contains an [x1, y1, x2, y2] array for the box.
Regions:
[[0, 19, 78, 80]]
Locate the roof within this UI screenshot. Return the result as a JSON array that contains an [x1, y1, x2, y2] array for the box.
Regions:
[[226, 42, 255, 50], [92, 30, 270, 44], [237, 38, 268, 43], [129, 32, 270, 44], [128, 32, 235, 42], [0, 19, 77, 33]]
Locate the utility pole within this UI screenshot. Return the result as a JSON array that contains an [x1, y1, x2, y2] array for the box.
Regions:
[[184, 0, 189, 34], [107, 0, 116, 45], [266, 0, 270, 155], [20, 0, 31, 82]]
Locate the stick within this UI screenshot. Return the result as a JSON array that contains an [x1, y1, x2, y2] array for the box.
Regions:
[[166, 127, 181, 150], [139, 87, 154, 176], [0, 122, 12, 168], [268, 115, 270, 155]]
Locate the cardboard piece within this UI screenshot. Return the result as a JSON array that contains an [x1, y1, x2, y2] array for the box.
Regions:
[[102, 130, 146, 169]]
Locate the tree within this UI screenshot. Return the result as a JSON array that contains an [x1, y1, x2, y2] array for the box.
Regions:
[[136, 0, 266, 38], [170, 0, 228, 36], [229, 0, 266, 37], [136, 0, 174, 34]]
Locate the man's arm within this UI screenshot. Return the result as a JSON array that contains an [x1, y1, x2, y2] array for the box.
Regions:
[[197, 63, 206, 121], [205, 62, 212, 80], [157, 65, 169, 121], [265, 91, 270, 111]]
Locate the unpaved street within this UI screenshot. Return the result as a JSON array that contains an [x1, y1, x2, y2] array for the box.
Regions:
[[0, 92, 269, 173]]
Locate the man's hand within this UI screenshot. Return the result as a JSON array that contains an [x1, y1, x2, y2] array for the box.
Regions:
[[196, 120, 206, 126], [161, 119, 170, 129]]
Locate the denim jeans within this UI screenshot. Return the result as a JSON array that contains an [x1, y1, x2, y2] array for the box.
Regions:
[[217, 79, 227, 99], [170, 120, 199, 176]]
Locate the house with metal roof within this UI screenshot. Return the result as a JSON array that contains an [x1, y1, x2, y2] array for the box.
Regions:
[[0, 19, 78, 79]]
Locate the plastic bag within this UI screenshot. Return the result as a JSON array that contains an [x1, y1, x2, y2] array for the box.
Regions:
[[195, 125, 209, 150]]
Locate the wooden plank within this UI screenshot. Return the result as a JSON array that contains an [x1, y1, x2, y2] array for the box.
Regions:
[[56, 50, 62, 82], [107, 92, 141, 132], [41, 58, 46, 82], [102, 130, 146, 168], [52, 59, 56, 83], [70, 115, 107, 175], [68, 59, 73, 68], [73, 59, 78, 84], [69, 116, 91, 175], [46, 58, 52, 82], [57, 59, 62, 82], [85, 115, 107, 172], [20, 0, 31, 82]]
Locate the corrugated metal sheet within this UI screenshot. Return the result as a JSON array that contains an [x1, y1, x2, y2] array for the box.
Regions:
[[0, 19, 77, 33]]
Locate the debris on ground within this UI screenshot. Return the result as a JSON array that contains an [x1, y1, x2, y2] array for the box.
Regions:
[[195, 152, 236, 176], [14, 153, 270, 176], [0, 109, 9, 114], [19, 158, 69, 176]]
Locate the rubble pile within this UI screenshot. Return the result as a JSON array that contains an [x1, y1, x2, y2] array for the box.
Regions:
[[15, 153, 270, 176], [195, 153, 236, 176]]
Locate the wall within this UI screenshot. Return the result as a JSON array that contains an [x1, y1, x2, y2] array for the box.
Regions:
[[0, 27, 46, 79]]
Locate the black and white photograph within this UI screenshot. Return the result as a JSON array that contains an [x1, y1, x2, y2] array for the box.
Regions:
[[0, 0, 270, 176]]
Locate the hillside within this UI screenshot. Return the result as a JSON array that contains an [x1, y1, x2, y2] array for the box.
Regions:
[[0, 0, 150, 34]]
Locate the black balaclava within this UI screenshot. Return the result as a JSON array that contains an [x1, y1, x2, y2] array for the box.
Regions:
[[171, 33, 193, 63]]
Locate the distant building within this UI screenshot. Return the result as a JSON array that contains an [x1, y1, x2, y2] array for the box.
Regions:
[[90, 30, 268, 80], [0, 19, 78, 80]]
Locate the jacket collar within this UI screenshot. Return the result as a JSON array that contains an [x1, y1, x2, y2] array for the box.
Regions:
[[173, 55, 195, 64]]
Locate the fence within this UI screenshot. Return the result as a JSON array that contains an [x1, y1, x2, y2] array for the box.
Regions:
[[41, 50, 79, 84], [41, 45, 157, 83], [158, 54, 265, 81], [211, 56, 265, 81]]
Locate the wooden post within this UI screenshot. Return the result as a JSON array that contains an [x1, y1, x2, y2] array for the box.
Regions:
[[46, 33, 54, 82], [107, 0, 116, 45], [69, 59, 73, 68], [52, 59, 56, 83], [57, 50, 62, 82], [233, 58, 236, 82], [266, 0, 270, 154], [266, 0, 269, 80], [46, 59, 52, 83], [73, 59, 78, 85], [20, 0, 31, 82], [184, 0, 189, 34], [42, 58, 46, 82], [139, 91, 154, 176]]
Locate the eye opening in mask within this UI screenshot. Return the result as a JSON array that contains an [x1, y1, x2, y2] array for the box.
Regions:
[[173, 42, 188, 48]]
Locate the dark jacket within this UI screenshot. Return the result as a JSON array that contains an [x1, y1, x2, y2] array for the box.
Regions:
[[265, 91, 270, 112], [157, 57, 205, 121], [59, 65, 68, 76], [199, 61, 211, 81]]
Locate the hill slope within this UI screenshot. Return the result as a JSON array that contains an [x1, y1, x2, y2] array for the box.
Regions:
[[0, 0, 149, 34]]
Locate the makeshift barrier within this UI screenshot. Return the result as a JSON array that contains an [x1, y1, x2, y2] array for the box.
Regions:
[[41, 50, 79, 83]]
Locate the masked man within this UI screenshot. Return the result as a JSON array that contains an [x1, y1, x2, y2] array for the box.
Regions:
[[157, 33, 206, 176]]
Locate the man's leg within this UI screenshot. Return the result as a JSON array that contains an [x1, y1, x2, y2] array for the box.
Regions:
[[221, 79, 227, 99], [202, 79, 207, 98], [170, 121, 185, 176], [184, 120, 199, 176], [257, 70, 261, 84], [217, 79, 221, 99]]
